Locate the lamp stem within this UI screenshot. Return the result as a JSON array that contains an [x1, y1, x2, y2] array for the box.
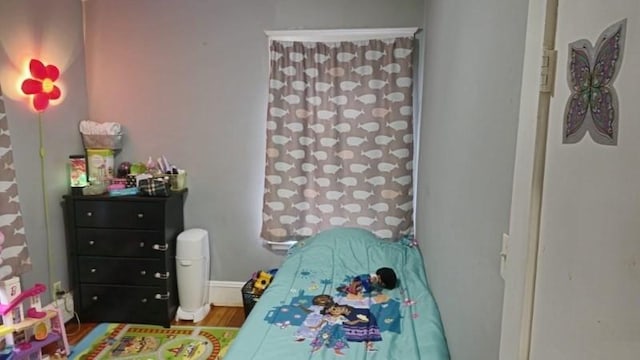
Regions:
[[38, 113, 45, 159], [38, 113, 54, 299]]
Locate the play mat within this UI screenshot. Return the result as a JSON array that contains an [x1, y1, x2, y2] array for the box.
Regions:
[[69, 323, 239, 360]]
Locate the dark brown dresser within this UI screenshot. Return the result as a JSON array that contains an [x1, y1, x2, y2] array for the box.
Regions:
[[63, 190, 187, 327]]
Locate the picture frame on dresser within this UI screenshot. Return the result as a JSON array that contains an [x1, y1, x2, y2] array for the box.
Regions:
[[62, 189, 187, 327]]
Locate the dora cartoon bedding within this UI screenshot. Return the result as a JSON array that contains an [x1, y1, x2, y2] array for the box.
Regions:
[[225, 228, 450, 359]]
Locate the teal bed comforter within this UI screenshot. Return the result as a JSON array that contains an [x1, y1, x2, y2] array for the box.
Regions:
[[225, 228, 450, 359]]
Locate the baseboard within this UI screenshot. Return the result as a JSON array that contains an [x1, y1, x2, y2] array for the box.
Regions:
[[208, 280, 244, 307]]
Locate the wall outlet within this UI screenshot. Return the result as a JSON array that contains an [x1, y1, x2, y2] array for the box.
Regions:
[[53, 281, 63, 297], [54, 292, 74, 323]]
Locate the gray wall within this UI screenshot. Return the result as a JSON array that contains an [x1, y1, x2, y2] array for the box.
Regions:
[[417, 0, 529, 359], [0, 0, 88, 303], [83, 0, 424, 282]]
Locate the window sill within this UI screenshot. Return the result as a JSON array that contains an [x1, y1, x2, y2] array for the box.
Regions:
[[266, 240, 297, 252]]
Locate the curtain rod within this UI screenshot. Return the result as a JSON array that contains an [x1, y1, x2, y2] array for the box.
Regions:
[[264, 27, 420, 42]]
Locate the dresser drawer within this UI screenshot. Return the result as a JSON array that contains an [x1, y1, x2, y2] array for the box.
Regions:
[[76, 229, 168, 257], [79, 284, 172, 326], [75, 201, 163, 229], [78, 257, 170, 286]]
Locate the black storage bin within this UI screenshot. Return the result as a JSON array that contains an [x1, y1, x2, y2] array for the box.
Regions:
[[241, 279, 260, 317]]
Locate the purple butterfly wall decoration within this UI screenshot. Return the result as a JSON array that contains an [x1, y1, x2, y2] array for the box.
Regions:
[[563, 19, 627, 145]]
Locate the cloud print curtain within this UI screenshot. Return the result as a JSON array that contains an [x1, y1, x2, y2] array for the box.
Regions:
[[262, 36, 415, 241], [0, 85, 32, 279]]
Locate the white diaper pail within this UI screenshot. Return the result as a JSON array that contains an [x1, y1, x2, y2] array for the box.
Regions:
[[175, 228, 211, 322]]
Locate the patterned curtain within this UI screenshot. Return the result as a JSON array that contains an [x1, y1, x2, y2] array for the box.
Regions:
[[0, 85, 32, 279], [261, 37, 415, 241]]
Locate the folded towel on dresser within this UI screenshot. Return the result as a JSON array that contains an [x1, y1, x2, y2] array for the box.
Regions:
[[79, 120, 122, 135]]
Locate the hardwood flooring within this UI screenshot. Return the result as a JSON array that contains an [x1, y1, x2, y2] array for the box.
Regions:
[[65, 306, 245, 346]]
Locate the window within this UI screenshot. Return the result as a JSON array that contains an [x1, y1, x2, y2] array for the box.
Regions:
[[261, 29, 417, 242]]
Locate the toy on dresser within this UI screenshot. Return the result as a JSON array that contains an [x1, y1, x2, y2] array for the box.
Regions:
[[0, 277, 69, 360]]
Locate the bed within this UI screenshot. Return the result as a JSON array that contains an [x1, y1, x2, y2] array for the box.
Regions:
[[224, 227, 450, 359]]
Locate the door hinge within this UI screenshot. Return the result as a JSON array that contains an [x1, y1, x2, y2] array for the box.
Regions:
[[500, 233, 509, 280], [540, 49, 557, 94]]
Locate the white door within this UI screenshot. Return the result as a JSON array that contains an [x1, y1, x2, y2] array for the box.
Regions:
[[500, 0, 640, 359]]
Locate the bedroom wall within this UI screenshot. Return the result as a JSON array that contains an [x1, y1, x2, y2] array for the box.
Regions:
[[83, 0, 424, 281], [0, 0, 88, 301], [417, 0, 529, 359]]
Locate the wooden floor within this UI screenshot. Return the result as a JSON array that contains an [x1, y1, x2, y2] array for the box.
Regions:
[[65, 306, 245, 346]]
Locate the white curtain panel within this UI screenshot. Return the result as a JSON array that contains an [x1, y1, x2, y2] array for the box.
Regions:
[[261, 35, 415, 241]]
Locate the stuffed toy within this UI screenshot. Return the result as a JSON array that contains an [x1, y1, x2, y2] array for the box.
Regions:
[[337, 267, 398, 295], [252, 271, 273, 295]]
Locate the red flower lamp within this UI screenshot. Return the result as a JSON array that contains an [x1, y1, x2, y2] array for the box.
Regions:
[[20, 59, 61, 112], [20, 58, 63, 299]]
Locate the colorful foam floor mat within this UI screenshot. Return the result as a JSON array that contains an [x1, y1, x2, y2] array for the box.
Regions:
[[69, 323, 239, 360]]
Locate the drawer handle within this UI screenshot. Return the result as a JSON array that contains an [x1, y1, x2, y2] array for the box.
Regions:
[[152, 244, 168, 251], [88, 240, 95, 246], [92, 296, 99, 301], [137, 213, 144, 219], [141, 298, 148, 303], [154, 272, 170, 279], [90, 268, 97, 273], [86, 211, 93, 217], [140, 270, 147, 276], [139, 242, 145, 248], [155, 292, 170, 300]]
